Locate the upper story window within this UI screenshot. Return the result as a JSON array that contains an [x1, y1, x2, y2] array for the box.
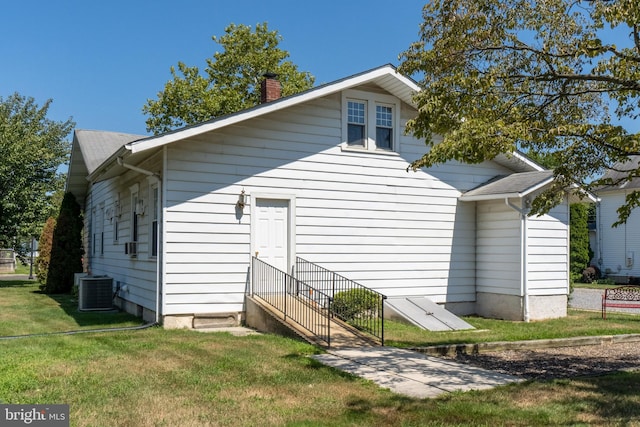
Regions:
[[342, 90, 399, 153], [376, 105, 393, 150], [347, 100, 366, 146]]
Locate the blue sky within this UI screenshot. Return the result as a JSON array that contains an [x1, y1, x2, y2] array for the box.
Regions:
[[2, 1, 637, 140], [1, 0, 426, 136]]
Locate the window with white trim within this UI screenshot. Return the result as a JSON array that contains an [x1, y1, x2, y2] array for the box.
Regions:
[[342, 90, 399, 152], [376, 104, 393, 150], [347, 100, 366, 146], [130, 184, 140, 245], [91, 207, 97, 256], [113, 194, 121, 243], [91, 204, 104, 256], [150, 182, 159, 258], [99, 203, 104, 255]]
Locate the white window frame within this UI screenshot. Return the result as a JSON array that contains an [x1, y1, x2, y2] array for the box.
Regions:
[[148, 177, 159, 258], [129, 183, 140, 246], [113, 193, 121, 244], [341, 89, 400, 154], [98, 203, 104, 256], [91, 207, 97, 256]]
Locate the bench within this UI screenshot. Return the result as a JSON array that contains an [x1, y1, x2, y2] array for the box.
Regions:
[[602, 286, 640, 319]]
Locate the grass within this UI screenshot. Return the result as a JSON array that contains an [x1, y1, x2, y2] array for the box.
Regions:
[[1, 329, 640, 426], [573, 282, 622, 290], [0, 279, 142, 336], [14, 262, 31, 275], [2, 278, 640, 426], [385, 309, 640, 348]]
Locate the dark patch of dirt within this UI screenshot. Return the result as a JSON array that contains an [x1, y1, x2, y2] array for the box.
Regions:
[[443, 342, 640, 380]]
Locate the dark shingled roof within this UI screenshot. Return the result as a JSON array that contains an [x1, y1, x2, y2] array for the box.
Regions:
[[460, 170, 555, 201], [74, 129, 147, 175], [598, 155, 640, 193]]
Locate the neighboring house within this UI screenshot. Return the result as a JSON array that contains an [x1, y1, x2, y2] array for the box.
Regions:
[[66, 64, 573, 327], [593, 155, 640, 282]]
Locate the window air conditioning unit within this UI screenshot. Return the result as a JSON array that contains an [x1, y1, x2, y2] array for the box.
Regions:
[[78, 276, 114, 311], [126, 241, 138, 257]]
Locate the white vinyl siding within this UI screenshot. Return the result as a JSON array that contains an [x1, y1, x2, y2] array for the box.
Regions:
[[83, 154, 162, 312], [598, 191, 640, 277], [476, 198, 569, 297], [527, 200, 570, 295], [82, 83, 567, 320], [476, 201, 522, 295], [161, 91, 514, 315]]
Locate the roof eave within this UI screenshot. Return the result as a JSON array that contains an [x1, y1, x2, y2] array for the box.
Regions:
[[128, 65, 418, 154], [460, 191, 527, 202], [86, 145, 131, 183], [460, 176, 555, 202]]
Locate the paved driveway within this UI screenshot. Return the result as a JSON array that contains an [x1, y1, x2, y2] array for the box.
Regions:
[[570, 287, 640, 315]]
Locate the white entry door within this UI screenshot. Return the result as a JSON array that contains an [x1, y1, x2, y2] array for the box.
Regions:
[[255, 199, 289, 272]]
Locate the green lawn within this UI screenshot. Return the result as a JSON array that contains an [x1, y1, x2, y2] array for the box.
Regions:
[[384, 309, 640, 348], [0, 280, 142, 336], [1, 278, 640, 426]]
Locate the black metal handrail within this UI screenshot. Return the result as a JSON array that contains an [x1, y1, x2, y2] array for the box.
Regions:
[[295, 257, 386, 345], [251, 257, 332, 346]]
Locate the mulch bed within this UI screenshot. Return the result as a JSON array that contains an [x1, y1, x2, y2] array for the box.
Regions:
[[444, 342, 640, 380]]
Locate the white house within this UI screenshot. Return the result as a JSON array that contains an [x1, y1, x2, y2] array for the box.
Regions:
[[594, 155, 640, 282], [66, 65, 572, 327]]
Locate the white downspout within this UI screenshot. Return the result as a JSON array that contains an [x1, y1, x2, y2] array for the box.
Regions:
[[155, 176, 162, 325], [597, 201, 603, 269], [505, 198, 530, 322], [161, 147, 168, 325], [118, 156, 162, 324]]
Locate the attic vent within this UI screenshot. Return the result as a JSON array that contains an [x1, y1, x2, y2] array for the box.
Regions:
[[78, 276, 114, 311]]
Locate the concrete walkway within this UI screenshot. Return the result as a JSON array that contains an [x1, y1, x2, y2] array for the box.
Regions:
[[0, 274, 32, 281], [312, 289, 636, 399], [312, 346, 521, 399]]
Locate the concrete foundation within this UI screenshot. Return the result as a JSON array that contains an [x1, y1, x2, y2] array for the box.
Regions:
[[476, 292, 567, 321], [193, 312, 243, 329], [115, 296, 245, 329], [443, 301, 476, 316], [244, 296, 308, 343], [476, 293, 523, 320], [162, 315, 193, 329], [114, 296, 157, 324], [528, 294, 567, 320]]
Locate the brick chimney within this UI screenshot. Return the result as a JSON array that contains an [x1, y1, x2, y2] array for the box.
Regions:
[[260, 73, 281, 103]]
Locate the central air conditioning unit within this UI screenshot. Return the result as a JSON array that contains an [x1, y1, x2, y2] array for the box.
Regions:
[[78, 276, 114, 311]]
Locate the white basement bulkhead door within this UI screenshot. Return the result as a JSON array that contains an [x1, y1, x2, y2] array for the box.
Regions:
[[255, 199, 289, 272]]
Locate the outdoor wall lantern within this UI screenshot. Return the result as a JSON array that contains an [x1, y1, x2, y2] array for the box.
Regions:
[[236, 189, 246, 210]]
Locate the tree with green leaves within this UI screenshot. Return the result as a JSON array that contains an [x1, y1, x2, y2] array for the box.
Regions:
[[0, 93, 73, 248], [36, 216, 55, 285], [40, 192, 83, 294], [143, 22, 315, 134], [399, 0, 640, 224], [569, 203, 592, 279]]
